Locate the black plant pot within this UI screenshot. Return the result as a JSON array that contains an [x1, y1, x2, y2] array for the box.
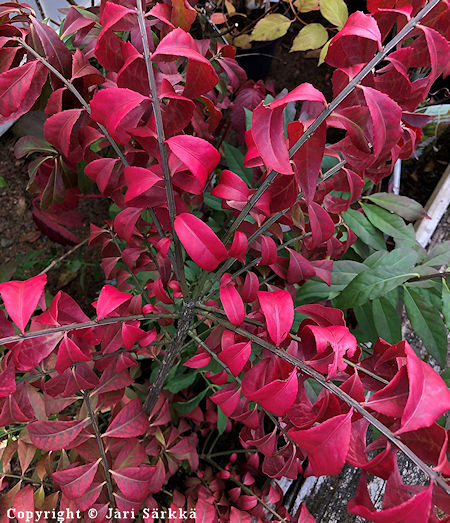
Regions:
[[236, 39, 278, 81]]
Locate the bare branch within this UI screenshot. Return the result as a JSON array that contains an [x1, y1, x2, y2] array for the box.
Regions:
[[136, 0, 189, 297]]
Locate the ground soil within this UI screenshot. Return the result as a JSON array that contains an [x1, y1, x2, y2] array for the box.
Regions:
[[0, 131, 109, 312]]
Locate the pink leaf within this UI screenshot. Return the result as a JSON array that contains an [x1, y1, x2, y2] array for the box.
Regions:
[[301, 325, 357, 379], [94, 285, 132, 321], [90, 88, 148, 144], [52, 461, 100, 500], [166, 135, 220, 195], [241, 358, 298, 416], [326, 12, 382, 69], [305, 202, 335, 250], [228, 231, 248, 259], [104, 398, 148, 438], [286, 249, 316, 284], [124, 166, 165, 206], [218, 341, 251, 377], [257, 290, 294, 346], [397, 342, 450, 434], [220, 275, 245, 326], [0, 274, 47, 333], [174, 213, 228, 271], [210, 383, 240, 417], [259, 236, 277, 266], [288, 410, 352, 476], [28, 419, 85, 451]]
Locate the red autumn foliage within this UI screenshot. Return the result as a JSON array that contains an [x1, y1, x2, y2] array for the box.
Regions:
[[0, 0, 449, 521]]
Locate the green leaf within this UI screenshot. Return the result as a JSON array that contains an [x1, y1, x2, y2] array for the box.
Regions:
[[342, 208, 386, 250], [165, 364, 198, 394], [0, 176, 7, 188], [217, 406, 228, 435], [294, 0, 319, 12], [174, 389, 209, 414], [353, 303, 378, 343], [440, 368, 450, 387], [372, 297, 402, 343], [442, 278, 450, 330], [423, 241, 450, 267], [364, 248, 419, 270], [204, 193, 223, 211], [334, 265, 418, 309], [319, 0, 348, 29], [360, 202, 412, 241], [403, 286, 448, 367], [318, 39, 331, 65], [223, 142, 252, 185], [251, 14, 292, 41], [296, 260, 366, 305], [244, 107, 253, 130], [0, 262, 17, 283], [364, 193, 427, 222], [290, 23, 328, 52]]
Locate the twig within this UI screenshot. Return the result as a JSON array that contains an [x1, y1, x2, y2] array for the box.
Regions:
[[202, 456, 287, 522], [82, 391, 116, 514], [406, 270, 450, 283], [0, 472, 52, 488], [0, 313, 177, 346], [143, 301, 196, 414], [39, 238, 88, 275], [200, 309, 450, 495], [136, 0, 188, 297], [221, 0, 442, 244]]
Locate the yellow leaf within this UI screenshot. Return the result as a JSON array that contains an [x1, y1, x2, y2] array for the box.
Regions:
[[318, 38, 331, 65], [234, 34, 252, 49], [225, 0, 236, 14], [319, 0, 348, 29], [294, 0, 319, 12], [250, 14, 292, 41], [290, 23, 328, 52]]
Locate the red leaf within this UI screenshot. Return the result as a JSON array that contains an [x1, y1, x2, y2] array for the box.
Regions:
[[251, 102, 293, 175], [0, 274, 46, 333], [0, 60, 47, 124], [360, 86, 402, 161], [305, 202, 335, 250], [257, 290, 294, 346], [259, 235, 277, 266], [166, 135, 220, 195], [220, 275, 245, 326], [104, 398, 148, 438], [11, 485, 34, 521], [94, 285, 132, 320], [228, 231, 248, 259], [210, 383, 241, 417], [241, 358, 298, 416], [286, 249, 316, 284], [44, 109, 84, 161], [241, 272, 259, 303], [291, 122, 327, 204], [90, 88, 148, 144], [52, 461, 100, 499], [298, 503, 317, 522], [288, 410, 352, 476], [301, 325, 357, 378], [295, 304, 345, 327], [31, 16, 72, 82], [218, 341, 251, 377], [174, 213, 228, 271], [348, 470, 433, 522], [28, 419, 85, 451], [326, 12, 382, 69], [398, 342, 450, 434], [55, 335, 91, 374], [0, 360, 16, 398], [124, 166, 165, 206], [111, 464, 163, 501]]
